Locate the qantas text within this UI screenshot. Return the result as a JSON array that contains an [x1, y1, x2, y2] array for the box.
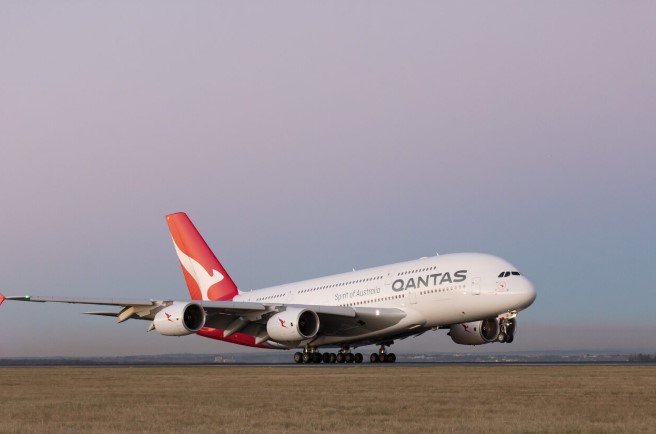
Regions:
[[392, 270, 467, 292]]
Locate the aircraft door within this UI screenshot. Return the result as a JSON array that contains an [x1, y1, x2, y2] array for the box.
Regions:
[[385, 271, 395, 286], [471, 277, 481, 295], [407, 289, 417, 304]]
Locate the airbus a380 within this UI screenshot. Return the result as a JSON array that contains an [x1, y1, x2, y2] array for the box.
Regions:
[[0, 213, 536, 364]]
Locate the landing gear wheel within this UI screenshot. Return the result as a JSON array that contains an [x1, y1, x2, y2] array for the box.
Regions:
[[387, 353, 396, 363], [302, 353, 312, 364], [379, 353, 387, 363], [497, 332, 507, 343], [354, 353, 363, 363], [345, 353, 354, 363], [506, 333, 514, 343], [293, 352, 303, 364], [336, 353, 345, 363], [322, 352, 331, 363], [370, 353, 379, 363], [330, 353, 337, 363]]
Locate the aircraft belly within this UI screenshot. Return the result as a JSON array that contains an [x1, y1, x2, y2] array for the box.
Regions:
[[311, 308, 425, 347], [414, 292, 510, 326], [437, 293, 514, 324]]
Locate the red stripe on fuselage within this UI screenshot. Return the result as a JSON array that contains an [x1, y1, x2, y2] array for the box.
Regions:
[[197, 327, 270, 349]]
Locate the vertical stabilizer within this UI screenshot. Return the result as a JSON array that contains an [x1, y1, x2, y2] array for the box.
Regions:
[[166, 213, 238, 301]]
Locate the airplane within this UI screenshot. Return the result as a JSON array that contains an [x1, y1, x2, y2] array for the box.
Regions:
[[0, 212, 537, 364]]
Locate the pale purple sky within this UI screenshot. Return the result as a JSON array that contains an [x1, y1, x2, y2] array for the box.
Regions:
[[1, 2, 654, 356]]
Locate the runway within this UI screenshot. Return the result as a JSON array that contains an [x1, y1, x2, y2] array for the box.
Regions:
[[1, 364, 654, 433], [0, 361, 647, 368]]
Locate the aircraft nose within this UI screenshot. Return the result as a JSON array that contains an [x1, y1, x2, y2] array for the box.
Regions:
[[519, 279, 537, 308]]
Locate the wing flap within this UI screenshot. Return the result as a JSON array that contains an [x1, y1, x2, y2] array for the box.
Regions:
[[83, 311, 119, 317]]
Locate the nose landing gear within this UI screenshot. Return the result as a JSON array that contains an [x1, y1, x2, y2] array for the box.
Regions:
[[497, 317, 516, 343]]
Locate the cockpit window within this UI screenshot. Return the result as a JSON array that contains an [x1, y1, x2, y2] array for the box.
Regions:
[[498, 272, 505, 278], [499, 270, 521, 278], [511, 271, 520, 276]]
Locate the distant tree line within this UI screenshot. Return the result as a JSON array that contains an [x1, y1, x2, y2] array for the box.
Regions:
[[628, 353, 656, 362]]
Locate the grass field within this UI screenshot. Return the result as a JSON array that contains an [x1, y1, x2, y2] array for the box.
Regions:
[[1, 365, 655, 433]]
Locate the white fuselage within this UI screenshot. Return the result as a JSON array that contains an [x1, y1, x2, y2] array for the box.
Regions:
[[235, 253, 536, 348]]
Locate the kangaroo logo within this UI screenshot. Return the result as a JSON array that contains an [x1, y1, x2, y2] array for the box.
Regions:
[[279, 318, 287, 328], [172, 238, 224, 300], [165, 312, 173, 322], [461, 324, 471, 333]]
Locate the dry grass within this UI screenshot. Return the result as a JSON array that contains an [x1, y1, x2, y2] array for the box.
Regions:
[[0, 365, 655, 433]]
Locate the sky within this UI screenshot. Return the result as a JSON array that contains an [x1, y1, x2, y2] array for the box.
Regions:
[[0, 2, 654, 357]]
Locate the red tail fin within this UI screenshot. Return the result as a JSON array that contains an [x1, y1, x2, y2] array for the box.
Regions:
[[0, 293, 5, 306], [166, 213, 238, 301]]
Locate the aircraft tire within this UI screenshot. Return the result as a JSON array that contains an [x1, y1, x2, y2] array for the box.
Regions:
[[354, 353, 363, 363], [387, 353, 396, 363], [506, 334, 514, 343], [497, 332, 507, 343], [293, 352, 303, 364], [336, 353, 345, 363], [379, 353, 387, 363], [330, 353, 337, 363], [345, 353, 354, 363], [370, 353, 379, 363]]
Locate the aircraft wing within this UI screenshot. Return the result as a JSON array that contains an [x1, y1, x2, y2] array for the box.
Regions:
[[0, 293, 407, 344], [3, 294, 159, 306]]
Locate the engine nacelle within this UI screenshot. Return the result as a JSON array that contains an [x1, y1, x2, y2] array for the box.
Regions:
[[266, 308, 320, 342], [154, 302, 206, 336], [449, 318, 500, 345]]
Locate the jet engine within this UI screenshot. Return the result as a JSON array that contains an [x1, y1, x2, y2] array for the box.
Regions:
[[154, 302, 206, 336], [448, 318, 500, 345], [266, 308, 320, 341]]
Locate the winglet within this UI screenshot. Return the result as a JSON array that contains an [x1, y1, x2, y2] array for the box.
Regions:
[[0, 293, 5, 306]]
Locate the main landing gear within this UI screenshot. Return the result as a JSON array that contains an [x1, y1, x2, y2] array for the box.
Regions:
[[293, 346, 364, 364], [369, 344, 396, 363]]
